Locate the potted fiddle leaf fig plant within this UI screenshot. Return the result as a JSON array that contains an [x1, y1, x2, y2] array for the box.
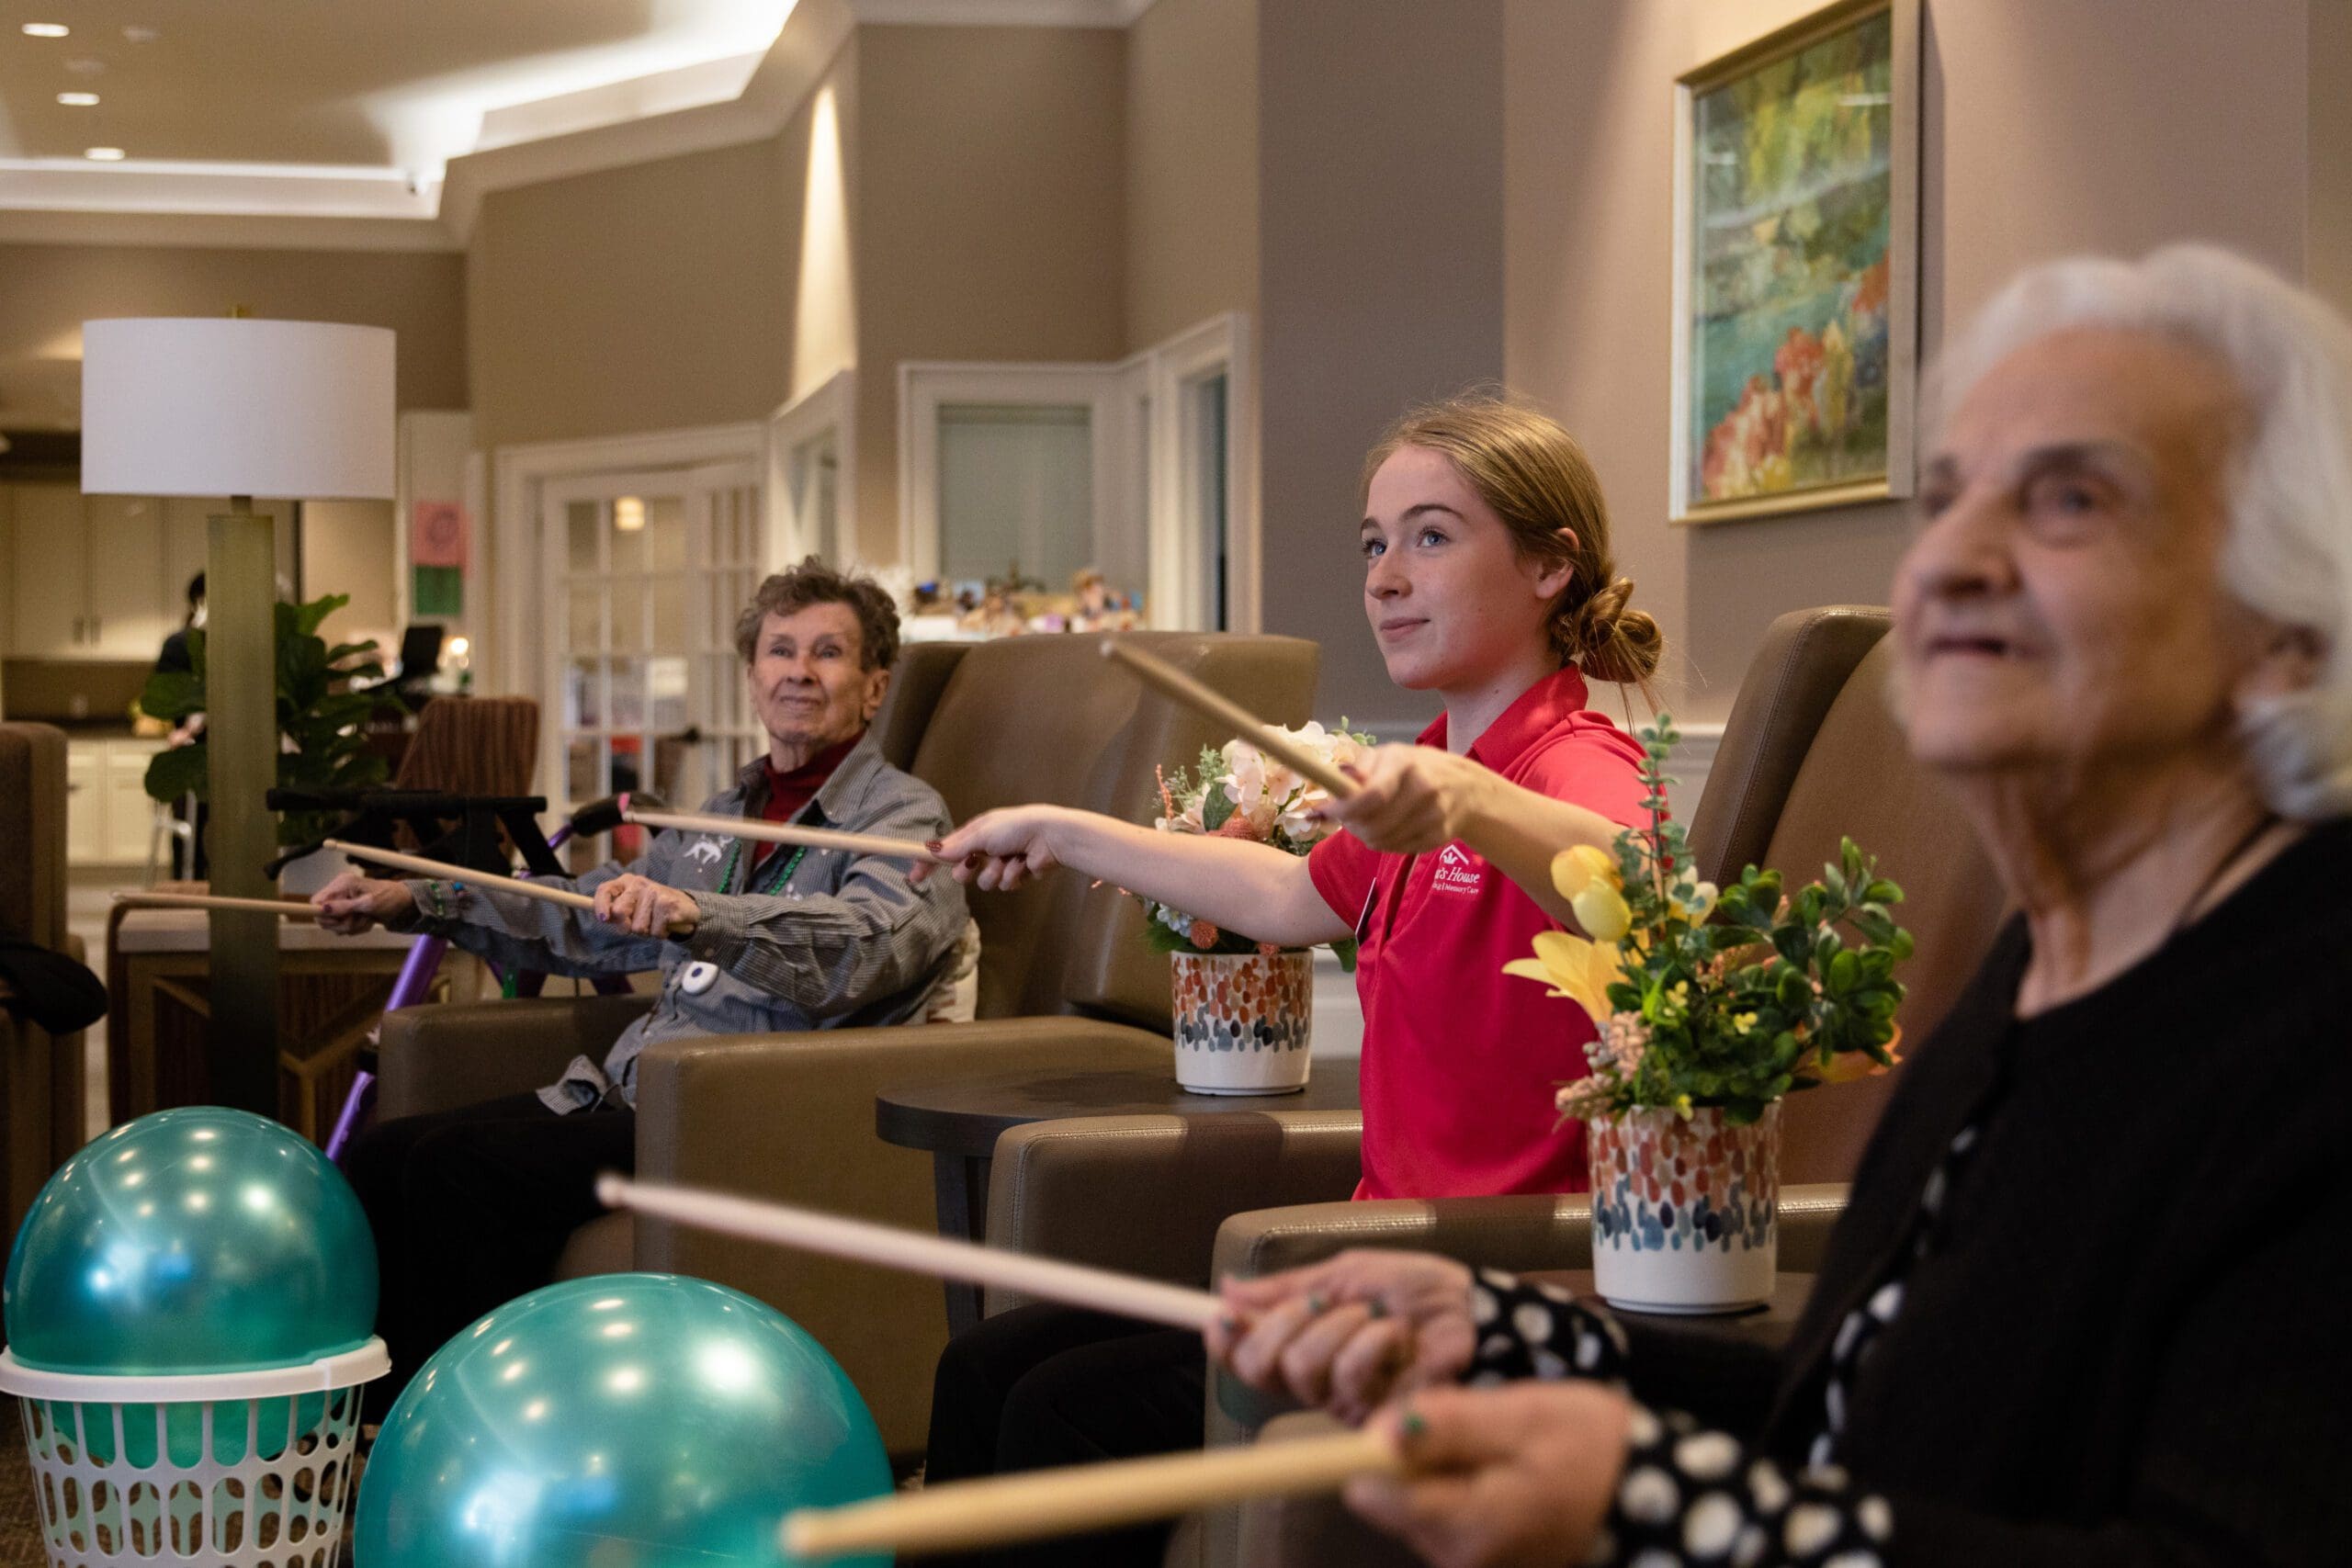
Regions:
[[139, 592, 402, 888]]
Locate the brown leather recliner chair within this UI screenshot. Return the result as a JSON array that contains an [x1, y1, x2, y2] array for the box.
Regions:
[[0, 722, 91, 1240], [373, 631, 1319, 1459], [1199, 610, 2010, 1566]]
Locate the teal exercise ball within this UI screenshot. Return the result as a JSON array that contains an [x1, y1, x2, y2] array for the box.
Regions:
[[5, 1107, 378, 1375], [354, 1273, 890, 1567]]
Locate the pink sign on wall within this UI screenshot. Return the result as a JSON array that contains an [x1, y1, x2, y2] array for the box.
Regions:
[[411, 502, 469, 569]]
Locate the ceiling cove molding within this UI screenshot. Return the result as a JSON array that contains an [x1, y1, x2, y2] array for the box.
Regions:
[[435, 0, 859, 244], [0, 0, 1158, 246], [848, 0, 1156, 25], [0, 208, 459, 254]]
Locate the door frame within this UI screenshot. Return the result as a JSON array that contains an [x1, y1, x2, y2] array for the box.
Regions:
[[765, 367, 858, 567], [491, 422, 763, 699]]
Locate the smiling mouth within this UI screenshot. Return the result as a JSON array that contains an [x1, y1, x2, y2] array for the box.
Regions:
[[1923, 634, 2020, 660], [1377, 618, 1429, 637]]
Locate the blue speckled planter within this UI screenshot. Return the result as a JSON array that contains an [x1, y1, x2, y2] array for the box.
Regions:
[[1587, 1102, 1780, 1314]]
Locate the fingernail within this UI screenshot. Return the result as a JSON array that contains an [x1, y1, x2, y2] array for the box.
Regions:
[[925, 839, 944, 852]]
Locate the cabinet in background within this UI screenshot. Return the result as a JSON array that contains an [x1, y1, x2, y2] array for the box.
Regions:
[[64, 738, 167, 867]]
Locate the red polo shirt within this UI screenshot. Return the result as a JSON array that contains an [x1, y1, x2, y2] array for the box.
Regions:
[[1307, 666, 1648, 1200]]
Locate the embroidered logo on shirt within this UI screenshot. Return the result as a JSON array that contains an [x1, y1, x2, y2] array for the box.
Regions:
[[684, 835, 724, 868], [1433, 843, 1484, 895]]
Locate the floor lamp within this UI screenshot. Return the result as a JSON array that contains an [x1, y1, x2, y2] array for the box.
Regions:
[[82, 319, 396, 1115]]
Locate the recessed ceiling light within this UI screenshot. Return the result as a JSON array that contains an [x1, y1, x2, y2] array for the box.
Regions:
[[57, 92, 99, 107], [84, 147, 126, 162], [121, 25, 159, 43], [64, 57, 106, 75], [21, 22, 70, 38]]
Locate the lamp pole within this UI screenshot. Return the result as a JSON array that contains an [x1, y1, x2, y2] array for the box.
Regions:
[[204, 493, 279, 1111]]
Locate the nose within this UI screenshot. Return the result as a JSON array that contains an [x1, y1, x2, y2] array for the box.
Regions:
[[1366, 548, 1407, 601], [1899, 483, 2018, 606]]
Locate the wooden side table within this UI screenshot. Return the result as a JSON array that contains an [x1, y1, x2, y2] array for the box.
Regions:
[[106, 904, 484, 1142]]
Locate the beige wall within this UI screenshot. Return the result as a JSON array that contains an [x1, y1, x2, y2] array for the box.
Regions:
[[777, 35, 861, 408], [0, 243, 465, 431], [850, 25, 1128, 560], [1260, 0, 1506, 731], [301, 499, 400, 657], [465, 140, 790, 452], [1125, 0, 1259, 354], [1506, 0, 2313, 722]]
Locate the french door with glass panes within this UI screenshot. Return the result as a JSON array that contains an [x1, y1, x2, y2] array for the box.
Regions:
[[542, 462, 763, 853]]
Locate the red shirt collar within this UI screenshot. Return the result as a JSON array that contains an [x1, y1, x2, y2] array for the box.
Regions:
[[1416, 664, 1595, 767]]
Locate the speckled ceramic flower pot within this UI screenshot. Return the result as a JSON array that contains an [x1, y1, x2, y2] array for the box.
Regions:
[[1588, 1102, 1779, 1314], [1170, 950, 1313, 1096]]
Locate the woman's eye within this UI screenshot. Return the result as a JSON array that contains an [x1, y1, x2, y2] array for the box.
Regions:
[[1418, 527, 1446, 547], [2026, 475, 2106, 520], [1361, 538, 1385, 559]]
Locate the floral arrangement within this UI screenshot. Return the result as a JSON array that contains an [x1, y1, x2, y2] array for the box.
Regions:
[[1506, 716, 1912, 1125], [1142, 721, 1374, 967]]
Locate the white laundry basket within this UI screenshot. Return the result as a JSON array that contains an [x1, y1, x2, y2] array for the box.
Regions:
[[0, 1341, 387, 1568]]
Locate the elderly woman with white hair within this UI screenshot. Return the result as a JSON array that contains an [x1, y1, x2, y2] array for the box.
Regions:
[[1204, 243, 2352, 1568]]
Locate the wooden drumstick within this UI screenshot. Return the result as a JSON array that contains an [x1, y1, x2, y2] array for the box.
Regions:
[[623, 805, 950, 864], [112, 891, 322, 919], [1101, 640, 1360, 799], [782, 1428, 1404, 1559], [597, 1176, 1222, 1332], [322, 839, 695, 935]]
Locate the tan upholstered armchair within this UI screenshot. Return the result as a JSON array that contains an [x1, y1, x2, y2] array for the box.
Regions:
[[372, 632, 1320, 1459], [0, 722, 90, 1243]]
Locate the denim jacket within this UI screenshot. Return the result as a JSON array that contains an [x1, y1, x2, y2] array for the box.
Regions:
[[395, 733, 967, 1111]]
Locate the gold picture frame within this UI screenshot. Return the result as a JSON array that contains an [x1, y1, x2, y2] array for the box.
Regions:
[[1669, 0, 1921, 525]]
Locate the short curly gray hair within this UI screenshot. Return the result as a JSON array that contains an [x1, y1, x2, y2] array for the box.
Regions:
[[733, 557, 900, 671], [1928, 244, 2352, 820]]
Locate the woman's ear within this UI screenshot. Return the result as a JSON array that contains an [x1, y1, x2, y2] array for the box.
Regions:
[[863, 664, 893, 721], [1531, 528, 1580, 599], [2235, 621, 2328, 707]]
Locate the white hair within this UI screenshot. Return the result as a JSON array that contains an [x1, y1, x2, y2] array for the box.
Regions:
[[1929, 243, 2352, 820]]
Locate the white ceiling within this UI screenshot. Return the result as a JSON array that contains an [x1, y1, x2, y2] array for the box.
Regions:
[[0, 1, 795, 216]]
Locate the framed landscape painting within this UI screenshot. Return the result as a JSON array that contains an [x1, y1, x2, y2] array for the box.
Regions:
[[1670, 0, 1920, 524]]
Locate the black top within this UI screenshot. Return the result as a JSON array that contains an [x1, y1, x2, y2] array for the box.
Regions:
[[1469, 817, 2352, 1565]]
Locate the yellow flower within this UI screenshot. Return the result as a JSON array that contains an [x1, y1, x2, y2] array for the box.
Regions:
[[1502, 930, 1626, 1024], [1551, 843, 1631, 942], [1732, 1010, 1758, 1035], [1672, 881, 1718, 924]]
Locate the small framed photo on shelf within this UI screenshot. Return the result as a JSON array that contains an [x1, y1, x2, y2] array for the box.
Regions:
[[1669, 0, 1921, 525]]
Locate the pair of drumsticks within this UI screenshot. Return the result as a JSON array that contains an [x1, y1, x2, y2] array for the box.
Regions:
[[116, 642, 1363, 933]]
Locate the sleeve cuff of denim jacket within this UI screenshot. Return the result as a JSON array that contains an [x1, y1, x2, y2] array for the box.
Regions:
[[682, 891, 755, 966]]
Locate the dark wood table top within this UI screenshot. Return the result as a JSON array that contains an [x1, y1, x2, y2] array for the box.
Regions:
[[876, 1064, 1363, 1158]]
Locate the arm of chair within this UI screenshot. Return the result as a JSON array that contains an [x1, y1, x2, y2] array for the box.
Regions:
[[628, 1015, 1177, 1461], [376, 994, 653, 1120], [979, 1110, 1364, 1315]]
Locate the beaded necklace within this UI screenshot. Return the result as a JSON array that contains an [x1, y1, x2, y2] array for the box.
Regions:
[[713, 833, 811, 897]]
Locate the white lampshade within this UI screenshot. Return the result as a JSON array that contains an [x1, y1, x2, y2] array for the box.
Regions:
[[81, 318, 396, 499]]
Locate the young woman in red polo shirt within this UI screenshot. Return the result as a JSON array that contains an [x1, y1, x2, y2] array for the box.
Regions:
[[916, 395, 1666, 1567]]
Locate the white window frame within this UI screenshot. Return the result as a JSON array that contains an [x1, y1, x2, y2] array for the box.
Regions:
[[898, 360, 1134, 589], [765, 367, 858, 568], [895, 310, 1255, 632]]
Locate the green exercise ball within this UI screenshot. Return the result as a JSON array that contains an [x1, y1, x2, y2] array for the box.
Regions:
[[354, 1273, 889, 1567], [5, 1106, 378, 1375]]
